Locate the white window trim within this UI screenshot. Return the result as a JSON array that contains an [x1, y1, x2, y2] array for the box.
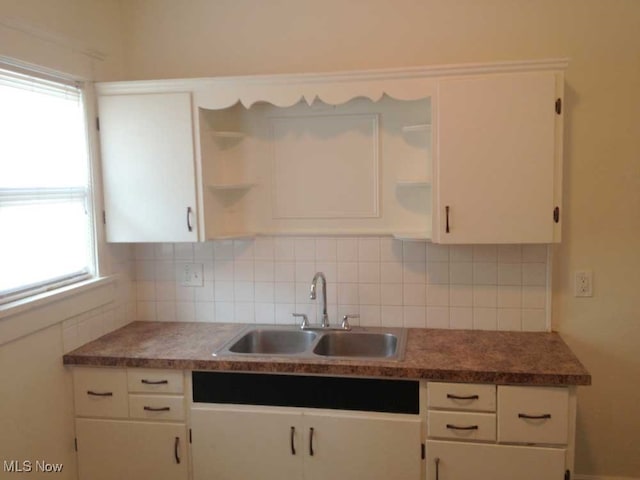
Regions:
[[0, 275, 115, 346], [0, 60, 106, 306]]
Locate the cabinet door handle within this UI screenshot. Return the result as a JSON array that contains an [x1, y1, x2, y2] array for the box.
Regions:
[[143, 406, 171, 412], [174, 436, 181, 464], [446, 393, 479, 401], [435, 457, 440, 480], [87, 390, 113, 397], [186, 207, 193, 232], [518, 413, 552, 420], [446, 424, 479, 431], [309, 427, 314, 456], [141, 379, 169, 385], [445, 206, 450, 233], [290, 426, 296, 455]]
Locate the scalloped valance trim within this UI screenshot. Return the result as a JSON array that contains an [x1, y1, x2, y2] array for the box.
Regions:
[[96, 58, 569, 110]]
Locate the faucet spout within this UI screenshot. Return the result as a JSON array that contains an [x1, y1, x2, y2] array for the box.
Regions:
[[310, 272, 329, 327]]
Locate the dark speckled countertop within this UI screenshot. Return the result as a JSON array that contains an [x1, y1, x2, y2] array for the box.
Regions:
[[62, 321, 591, 386]]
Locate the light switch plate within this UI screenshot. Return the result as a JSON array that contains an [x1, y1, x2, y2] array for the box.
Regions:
[[180, 263, 204, 287]]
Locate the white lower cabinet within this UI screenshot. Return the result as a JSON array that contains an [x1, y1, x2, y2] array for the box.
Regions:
[[190, 405, 423, 480], [190, 407, 303, 480], [72, 367, 188, 480], [426, 440, 566, 480], [426, 382, 574, 480], [70, 368, 578, 480], [303, 411, 422, 480], [75, 419, 188, 480]]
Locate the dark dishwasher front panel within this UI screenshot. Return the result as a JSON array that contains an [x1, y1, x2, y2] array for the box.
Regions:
[[192, 371, 419, 414]]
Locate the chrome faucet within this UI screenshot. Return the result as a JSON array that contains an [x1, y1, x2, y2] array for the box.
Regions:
[[310, 272, 329, 328]]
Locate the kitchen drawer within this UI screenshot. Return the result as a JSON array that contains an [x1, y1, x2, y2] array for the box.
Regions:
[[129, 394, 185, 421], [428, 382, 496, 412], [127, 368, 184, 394], [428, 410, 496, 442], [498, 386, 569, 445], [74, 367, 128, 418]]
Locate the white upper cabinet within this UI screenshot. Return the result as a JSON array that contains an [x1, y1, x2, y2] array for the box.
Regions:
[[99, 92, 198, 242], [96, 59, 566, 243], [432, 71, 563, 244]]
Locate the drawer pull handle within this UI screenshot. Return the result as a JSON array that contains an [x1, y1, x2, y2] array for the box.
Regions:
[[518, 413, 552, 420], [141, 379, 169, 385], [445, 206, 450, 233], [446, 424, 479, 431], [290, 426, 296, 455], [174, 436, 181, 464], [309, 427, 315, 456], [186, 207, 193, 232], [143, 406, 171, 412], [435, 457, 440, 480], [446, 394, 479, 401], [87, 390, 113, 397]]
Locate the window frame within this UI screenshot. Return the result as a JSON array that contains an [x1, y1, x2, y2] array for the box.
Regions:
[[0, 60, 103, 306]]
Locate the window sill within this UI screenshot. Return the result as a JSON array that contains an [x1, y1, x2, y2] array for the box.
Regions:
[[0, 276, 116, 346]]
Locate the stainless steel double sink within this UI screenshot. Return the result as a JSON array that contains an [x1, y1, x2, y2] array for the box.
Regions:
[[214, 325, 408, 361]]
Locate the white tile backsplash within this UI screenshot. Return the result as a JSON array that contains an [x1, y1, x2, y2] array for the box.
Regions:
[[427, 306, 450, 329], [254, 237, 275, 260], [450, 306, 473, 329], [133, 237, 551, 332], [63, 243, 136, 353], [358, 237, 380, 262], [427, 284, 449, 306], [315, 238, 337, 261], [336, 238, 358, 261]]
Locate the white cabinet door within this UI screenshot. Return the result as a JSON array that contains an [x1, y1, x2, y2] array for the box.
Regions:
[[426, 440, 565, 480], [76, 418, 188, 480], [434, 72, 561, 243], [303, 411, 423, 480], [190, 406, 304, 480], [99, 92, 198, 242]]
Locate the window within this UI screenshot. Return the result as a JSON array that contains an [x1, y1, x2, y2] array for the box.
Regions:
[[0, 65, 95, 303]]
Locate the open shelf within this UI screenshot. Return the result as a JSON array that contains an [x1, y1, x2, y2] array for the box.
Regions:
[[396, 179, 431, 188], [208, 183, 255, 191], [209, 130, 246, 139], [199, 96, 434, 240], [207, 232, 256, 240], [392, 231, 431, 241], [402, 124, 431, 133]]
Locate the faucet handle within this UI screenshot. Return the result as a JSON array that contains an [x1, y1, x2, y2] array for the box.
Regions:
[[341, 314, 359, 330], [292, 313, 309, 329]]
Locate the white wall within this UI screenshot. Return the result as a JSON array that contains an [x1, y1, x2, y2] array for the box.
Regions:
[[117, 0, 640, 476], [0, 0, 124, 80]]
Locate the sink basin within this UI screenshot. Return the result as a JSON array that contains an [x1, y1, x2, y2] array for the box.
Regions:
[[313, 332, 400, 359], [215, 325, 407, 361], [226, 328, 318, 355]]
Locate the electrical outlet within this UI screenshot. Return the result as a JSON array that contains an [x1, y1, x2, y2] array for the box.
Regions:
[[180, 263, 204, 287], [574, 270, 593, 297]]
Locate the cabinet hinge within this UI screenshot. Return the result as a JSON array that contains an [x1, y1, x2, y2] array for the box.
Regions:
[[553, 206, 560, 223], [74, 437, 78, 452], [96, 117, 100, 131], [421, 443, 425, 460], [102, 210, 106, 225], [565, 469, 571, 480], [189, 428, 192, 444], [555, 98, 562, 115]]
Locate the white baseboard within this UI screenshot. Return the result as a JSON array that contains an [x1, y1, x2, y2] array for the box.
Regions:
[[574, 475, 640, 480]]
